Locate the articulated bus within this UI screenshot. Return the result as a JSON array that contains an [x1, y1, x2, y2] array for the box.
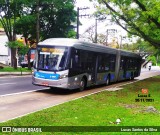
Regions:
[[32, 38, 142, 91]]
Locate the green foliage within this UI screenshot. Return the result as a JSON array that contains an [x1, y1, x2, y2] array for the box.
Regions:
[[5, 41, 29, 55], [6, 41, 24, 48], [15, 15, 36, 43], [18, 46, 29, 55], [95, 0, 160, 48], [13, 0, 76, 42], [0, 23, 2, 28], [66, 29, 76, 38], [147, 55, 157, 65], [0, 66, 31, 72], [39, 0, 76, 39], [122, 39, 157, 53], [1, 0, 76, 41]]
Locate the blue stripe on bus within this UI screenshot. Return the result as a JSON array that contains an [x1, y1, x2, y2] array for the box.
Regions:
[[126, 72, 131, 78], [110, 74, 115, 81], [104, 73, 115, 81], [34, 71, 60, 80]]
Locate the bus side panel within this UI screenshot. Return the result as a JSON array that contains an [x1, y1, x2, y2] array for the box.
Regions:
[[118, 55, 142, 81], [115, 50, 121, 81]]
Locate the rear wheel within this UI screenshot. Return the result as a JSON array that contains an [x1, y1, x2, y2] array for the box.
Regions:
[[79, 78, 86, 91], [130, 72, 134, 80]]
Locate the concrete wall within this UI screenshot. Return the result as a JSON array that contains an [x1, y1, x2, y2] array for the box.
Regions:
[[0, 35, 11, 65]]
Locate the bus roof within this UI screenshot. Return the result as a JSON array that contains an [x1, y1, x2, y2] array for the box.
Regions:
[[38, 38, 141, 58]]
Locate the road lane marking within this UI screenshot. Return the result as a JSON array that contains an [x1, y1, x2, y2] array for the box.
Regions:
[[0, 88, 47, 97], [0, 83, 16, 86]]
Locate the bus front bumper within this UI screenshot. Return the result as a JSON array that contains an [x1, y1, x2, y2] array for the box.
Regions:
[[32, 76, 79, 89]]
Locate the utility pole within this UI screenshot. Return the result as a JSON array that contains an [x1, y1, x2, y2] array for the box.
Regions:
[[95, 18, 97, 43], [94, 14, 106, 43], [76, 7, 79, 39], [76, 7, 89, 39]]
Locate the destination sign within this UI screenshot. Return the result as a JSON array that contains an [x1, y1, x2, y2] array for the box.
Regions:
[[41, 48, 64, 54]]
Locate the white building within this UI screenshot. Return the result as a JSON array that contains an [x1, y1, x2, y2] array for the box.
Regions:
[[0, 28, 11, 65]]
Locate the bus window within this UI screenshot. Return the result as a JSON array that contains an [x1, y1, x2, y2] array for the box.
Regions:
[[70, 48, 81, 69], [37, 47, 68, 71], [110, 55, 116, 71], [102, 54, 110, 71]]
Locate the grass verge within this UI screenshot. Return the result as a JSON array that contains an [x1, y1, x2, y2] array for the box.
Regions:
[[0, 76, 160, 134], [0, 67, 31, 72]]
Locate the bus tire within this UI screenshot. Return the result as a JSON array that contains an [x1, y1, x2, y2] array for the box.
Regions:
[[130, 72, 134, 80], [105, 75, 110, 86], [79, 77, 86, 91]]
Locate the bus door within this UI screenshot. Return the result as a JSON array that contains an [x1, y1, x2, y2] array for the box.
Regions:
[[121, 56, 127, 79], [91, 55, 99, 84], [123, 57, 127, 79]]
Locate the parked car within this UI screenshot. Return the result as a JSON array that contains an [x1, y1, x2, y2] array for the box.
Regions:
[[20, 60, 33, 68]]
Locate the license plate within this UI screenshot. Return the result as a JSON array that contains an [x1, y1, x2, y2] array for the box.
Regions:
[[42, 82, 49, 86]]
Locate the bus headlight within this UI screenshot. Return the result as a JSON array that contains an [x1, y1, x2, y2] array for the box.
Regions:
[[59, 73, 68, 79]]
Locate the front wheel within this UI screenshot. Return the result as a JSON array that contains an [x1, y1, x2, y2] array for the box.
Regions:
[[79, 78, 86, 91]]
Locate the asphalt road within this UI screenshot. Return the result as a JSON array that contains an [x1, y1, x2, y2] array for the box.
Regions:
[[0, 67, 160, 96], [0, 76, 46, 96]]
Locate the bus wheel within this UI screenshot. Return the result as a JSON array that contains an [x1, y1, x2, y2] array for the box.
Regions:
[[131, 76, 134, 80], [130, 73, 134, 80], [79, 78, 86, 91], [105, 76, 110, 86]]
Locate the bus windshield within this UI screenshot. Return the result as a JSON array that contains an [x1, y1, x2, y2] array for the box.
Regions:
[[37, 46, 68, 71]]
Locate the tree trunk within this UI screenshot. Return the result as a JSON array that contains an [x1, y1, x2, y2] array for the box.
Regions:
[[11, 48, 17, 69], [27, 49, 31, 70]]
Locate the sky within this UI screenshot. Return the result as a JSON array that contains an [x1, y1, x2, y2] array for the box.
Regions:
[[75, 0, 132, 44], [75, 0, 96, 34]]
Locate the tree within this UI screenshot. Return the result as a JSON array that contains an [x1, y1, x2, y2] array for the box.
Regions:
[[121, 38, 160, 65], [1, 0, 76, 68], [15, 0, 76, 43], [81, 25, 95, 42], [93, 0, 160, 48], [15, 15, 36, 44], [0, 0, 34, 68], [39, 0, 76, 40], [0, 0, 17, 68], [81, 25, 107, 44]]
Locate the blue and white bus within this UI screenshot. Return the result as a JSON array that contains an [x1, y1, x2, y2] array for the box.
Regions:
[[32, 38, 142, 91]]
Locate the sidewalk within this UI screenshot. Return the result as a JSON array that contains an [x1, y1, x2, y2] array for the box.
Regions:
[[141, 66, 160, 72]]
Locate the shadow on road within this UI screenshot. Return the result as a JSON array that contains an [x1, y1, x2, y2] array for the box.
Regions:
[[35, 79, 137, 95], [35, 87, 78, 95]]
